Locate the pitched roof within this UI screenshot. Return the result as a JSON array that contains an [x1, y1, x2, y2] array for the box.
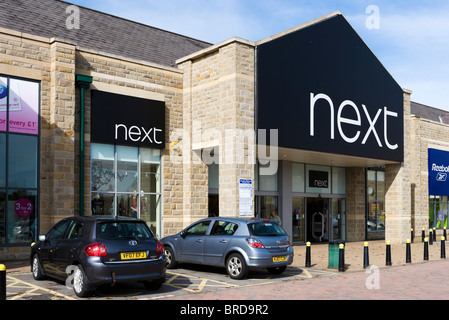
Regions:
[[411, 101, 449, 124], [0, 0, 212, 67]]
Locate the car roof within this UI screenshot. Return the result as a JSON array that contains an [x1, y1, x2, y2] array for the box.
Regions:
[[202, 217, 267, 224], [70, 215, 145, 223]]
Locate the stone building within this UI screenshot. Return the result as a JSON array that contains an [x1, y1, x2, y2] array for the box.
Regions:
[[1, 1, 448, 259]]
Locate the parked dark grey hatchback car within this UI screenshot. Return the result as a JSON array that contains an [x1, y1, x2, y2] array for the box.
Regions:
[[31, 216, 166, 297], [162, 217, 293, 279]]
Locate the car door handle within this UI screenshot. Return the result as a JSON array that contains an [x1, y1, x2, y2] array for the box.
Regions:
[[196, 239, 203, 243], [220, 240, 227, 244]]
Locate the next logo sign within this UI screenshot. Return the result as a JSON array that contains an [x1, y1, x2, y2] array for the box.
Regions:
[[310, 93, 399, 150]]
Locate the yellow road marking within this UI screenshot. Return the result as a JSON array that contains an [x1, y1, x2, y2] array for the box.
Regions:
[[165, 273, 179, 284], [165, 271, 240, 293], [196, 279, 208, 291], [302, 269, 313, 279], [7, 275, 77, 300]]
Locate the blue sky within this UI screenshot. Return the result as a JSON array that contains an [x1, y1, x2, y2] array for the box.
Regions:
[[67, 0, 449, 111]]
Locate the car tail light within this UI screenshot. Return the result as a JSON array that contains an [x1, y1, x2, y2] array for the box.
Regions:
[[246, 237, 264, 249], [156, 240, 164, 254], [85, 243, 107, 257]]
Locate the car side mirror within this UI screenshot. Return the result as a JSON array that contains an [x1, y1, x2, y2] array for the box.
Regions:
[[180, 230, 186, 238], [39, 235, 46, 242]]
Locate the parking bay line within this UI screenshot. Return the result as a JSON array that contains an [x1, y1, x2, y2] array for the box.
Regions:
[[166, 271, 240, 293], [302, 269, 313, 279], [164, 268, 337, 294], [6, 275, 77, 300]]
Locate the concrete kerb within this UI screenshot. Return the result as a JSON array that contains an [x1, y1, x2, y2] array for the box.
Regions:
[[291, 240, 449, 272]]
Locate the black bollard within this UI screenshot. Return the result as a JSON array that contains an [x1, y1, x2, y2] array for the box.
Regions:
[[429, 229, 433, 245], [406, 239, 412, 263], [0, 264, 5, 301], [305, 242, 311, 268], [444, 227, 447, 241], [433, 227, 437, 243], [386, 240, 392, 266], [338, 243, 345, 272], [422, 228, 425, 243], [363, 242, 369, 269], [424, 238, 429, 261], [411, 228, 414, 243], [441, 237, 446, 259]]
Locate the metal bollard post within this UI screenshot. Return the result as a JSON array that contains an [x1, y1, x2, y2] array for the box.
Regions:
[[406, 239, 412, 263], [424, 238, 429, 261], [386, 240, 392, 266], [429, 229, 433, 245], [433, 227, 437, 243], [305, 242, 311, 268], [0, 264, 6, 301], [338, 243, 345, 272], [444, 227, 447, 241], [441, 237, 446, 259], [422, 228, 425, 242], [363, 242, 369, 269], [411, 228, 414, 243]]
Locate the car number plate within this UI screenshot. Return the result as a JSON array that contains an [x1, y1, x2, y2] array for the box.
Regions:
[[121, 251, 147, 260], [273, 256, 287, 262]]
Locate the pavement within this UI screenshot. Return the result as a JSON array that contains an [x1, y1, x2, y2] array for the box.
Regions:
[[1, 239, 447, 274], [168, 258, 449, 300], [290, 239, 448, 271]]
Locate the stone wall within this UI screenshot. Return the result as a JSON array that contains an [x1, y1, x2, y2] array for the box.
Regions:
[[177, 38, 256, 225], [0, 27, 187, 259], [384, 89, 412, 244], [409, 107, 449, 239], [74, 48, 185, 238]]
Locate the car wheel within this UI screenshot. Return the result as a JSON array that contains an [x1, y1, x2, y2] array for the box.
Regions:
[[72, 265, 94, 298], [32, 254, 46, 280], [267, 266, 287, 275], [226, 253, 248, 280], [164, 246, 177, 269]]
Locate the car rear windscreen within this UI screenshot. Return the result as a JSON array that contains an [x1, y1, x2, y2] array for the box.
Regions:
[[97, 221, 154, 240], [248, 221, 287, 237]]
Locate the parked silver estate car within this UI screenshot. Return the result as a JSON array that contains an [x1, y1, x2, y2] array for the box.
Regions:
[[161, 217, 293, 279]]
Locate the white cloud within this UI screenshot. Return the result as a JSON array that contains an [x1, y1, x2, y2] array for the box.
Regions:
[[347, 7, 449, 111]]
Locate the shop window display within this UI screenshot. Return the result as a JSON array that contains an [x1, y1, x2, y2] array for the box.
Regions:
[[0, 76, 40, 245], [429, 196, 448, 229], [366, 168, 386, 232], [91, 144, 161, 236]]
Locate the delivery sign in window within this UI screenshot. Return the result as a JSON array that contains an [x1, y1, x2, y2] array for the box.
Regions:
[[0, 77, 39, 135]]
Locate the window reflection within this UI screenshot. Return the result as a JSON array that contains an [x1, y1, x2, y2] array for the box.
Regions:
[[8, 134, 38, 188], [7, 190, 37, 243], [90, 144, 162, 237]]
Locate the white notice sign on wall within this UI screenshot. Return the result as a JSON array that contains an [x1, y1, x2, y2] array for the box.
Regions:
[[239, 179, 253, 217]]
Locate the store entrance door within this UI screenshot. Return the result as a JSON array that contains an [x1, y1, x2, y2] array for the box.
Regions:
[[306, 197, 329, 243]]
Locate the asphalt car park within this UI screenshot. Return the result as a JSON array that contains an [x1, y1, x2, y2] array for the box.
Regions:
[[4, 264, 338, 300]]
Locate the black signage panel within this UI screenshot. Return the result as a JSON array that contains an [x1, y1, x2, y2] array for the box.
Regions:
[[309, 171, 329, 189], [256, 14, 404, 162], [91, 90, 165, 149]]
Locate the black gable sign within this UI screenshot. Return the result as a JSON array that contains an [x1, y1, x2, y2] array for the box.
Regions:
[[256, 14, 404, 162], [91, 90, 165, 149]]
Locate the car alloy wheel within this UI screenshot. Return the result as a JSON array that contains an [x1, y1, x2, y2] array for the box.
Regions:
[[226, 253, 248, 280], [164, 246, 177, 269], [32, 255, 45, 280], [73, 266, 84, 294], [72, 265, 93, 298]]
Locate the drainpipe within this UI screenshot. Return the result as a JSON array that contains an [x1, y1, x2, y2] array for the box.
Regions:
[[75, 74, 93, 216]]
